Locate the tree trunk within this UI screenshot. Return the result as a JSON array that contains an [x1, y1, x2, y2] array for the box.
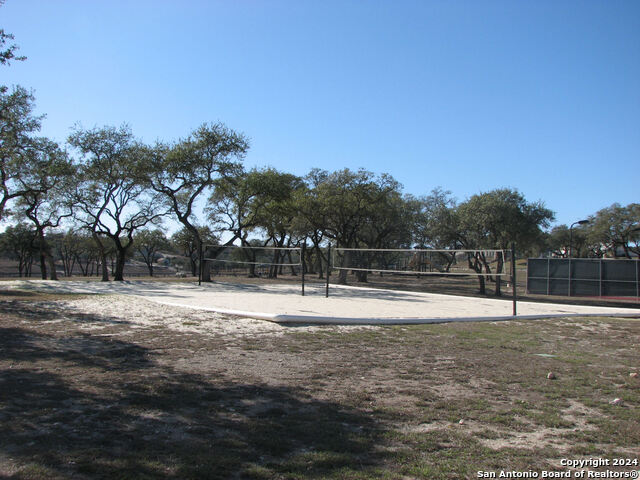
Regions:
[[39, 251, 47, 279], [248, 261, 257, 277], [478, 275, 486, 295], [269, 249, 279, 278], [39, 231, 58, 281], [468, 252, 486, 295], [196, 239, 212, 282], [201, 260, 212, 282], [494, 251, 503, 296], [288, 251, 297, 276], [93, 233, 109, 281], [47, 252, 58, 280], [336, 249, 349, 284], [316, 253, 324, 279], [113, 250, 126, 281], [100, 254, 109, 281], [190, 255, 197, 276], [77, 255, 88, 276]]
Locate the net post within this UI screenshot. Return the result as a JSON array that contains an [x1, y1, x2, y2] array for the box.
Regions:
[[301, 243, 305, 296], [496, 250, 502, 295], [326, 245, 331, 298], [198, 242, 203, 286], [511, 242, 517, 316]]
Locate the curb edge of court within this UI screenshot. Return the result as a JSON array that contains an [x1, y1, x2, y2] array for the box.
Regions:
[[144, 299, 640, 325]]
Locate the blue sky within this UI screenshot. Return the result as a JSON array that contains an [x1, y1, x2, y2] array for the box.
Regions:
[[2, 0, 639, 228]]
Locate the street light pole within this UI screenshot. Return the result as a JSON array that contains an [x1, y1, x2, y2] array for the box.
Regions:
[[569, 219, 590, 258], [568, 219, 589, 297]]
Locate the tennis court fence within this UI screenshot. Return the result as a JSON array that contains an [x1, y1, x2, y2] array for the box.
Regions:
[[527, 258, 640, 297]]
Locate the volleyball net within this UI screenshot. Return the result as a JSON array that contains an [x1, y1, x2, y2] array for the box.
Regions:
[[331, 247, 513, 277], [203, 244, 303, 277], [197, 244, 517, 304], [328, 246, 517, 312]]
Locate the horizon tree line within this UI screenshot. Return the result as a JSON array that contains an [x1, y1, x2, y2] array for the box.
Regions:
[[1, 105, 638, 291]]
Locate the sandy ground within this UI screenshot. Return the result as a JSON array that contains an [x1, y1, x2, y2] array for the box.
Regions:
[[3, 279, 638, 324], [1, 281, 639, 477]]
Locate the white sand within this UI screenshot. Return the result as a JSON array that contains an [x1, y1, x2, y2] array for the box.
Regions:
[[3, 279, 638, 325]]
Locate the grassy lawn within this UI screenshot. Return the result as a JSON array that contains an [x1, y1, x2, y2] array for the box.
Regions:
[[0, 289, 638, 479]]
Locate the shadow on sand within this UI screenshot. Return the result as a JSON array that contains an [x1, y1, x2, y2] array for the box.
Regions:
[[0, 301, 385, 479]]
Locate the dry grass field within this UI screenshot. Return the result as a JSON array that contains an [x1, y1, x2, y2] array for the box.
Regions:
[[1, 287, 639, 479]]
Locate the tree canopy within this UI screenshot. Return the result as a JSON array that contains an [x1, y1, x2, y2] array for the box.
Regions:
[[0, 86, 43, 220], [143, 122, 249, 281], [456, 188, 554, 252], [68, 125, 167, 281]]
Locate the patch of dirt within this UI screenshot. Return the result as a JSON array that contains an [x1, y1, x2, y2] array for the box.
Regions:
[[478, 400, 602, 452]]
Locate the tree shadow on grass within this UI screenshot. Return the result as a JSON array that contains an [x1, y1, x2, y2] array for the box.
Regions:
[[0, 299, 135, 327], [0, 324, 386, 479]]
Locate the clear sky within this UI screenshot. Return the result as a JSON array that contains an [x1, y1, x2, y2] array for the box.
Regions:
[[2, 0, 639, 228]]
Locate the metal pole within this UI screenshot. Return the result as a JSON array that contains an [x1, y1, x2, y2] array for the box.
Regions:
[[568, 220, 589, 296], [568, 224, 573, 297], [569, 226, 574, 259], [301, 243, 305, 296], [496, 250, 502, 295], [198, 242, 202, 286], [568, 256, 572, 297], [599, 258, 603, 298], [325, 245, 331, 298], [511, 242, 517, 316]]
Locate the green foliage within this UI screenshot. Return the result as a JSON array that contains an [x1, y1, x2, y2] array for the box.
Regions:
[[0, 222, 36, 276], [548, 203, 640, 258], [55, 230, 106, 277], [13, 138, 75, 224], [0, 28, 25, 65], [143, 122, 248, 280], [409, 187, 459, 249], [134, 229, 169, 276], [456, 188, 554, 251], [546, 224, 589, 258], [0, 0, 26, 67], [250, 168, 305, 245], [587, 203, 640, 258], [171, 225, 218, 254], [0, 86, 44, 220], [208, 167, 297, 242], [0, 221, 35, 256], [68, 125, 168, 280], [145, 122, 248, 226], [170, 226, 219, 275], [299, 168, 405, 249], [11, 139, 75, 279]]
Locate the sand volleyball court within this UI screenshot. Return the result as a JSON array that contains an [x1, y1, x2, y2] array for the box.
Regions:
[[3, 279, 638, 325]]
